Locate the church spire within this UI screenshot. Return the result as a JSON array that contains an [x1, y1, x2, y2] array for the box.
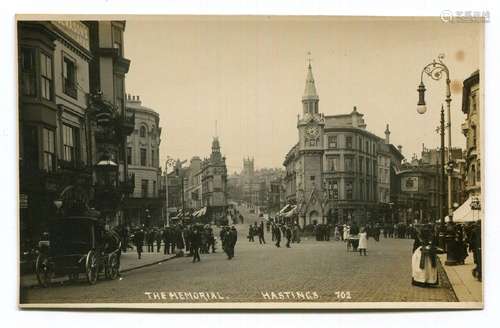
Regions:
[[302, 53, 319, 114]]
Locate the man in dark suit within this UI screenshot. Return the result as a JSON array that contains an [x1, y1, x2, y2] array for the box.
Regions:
[[274, 224, 281, 248], [133, 228, 145, 259], [227, 226, 238, 259], [191, 227, 201, 263], [258, 221, 266, 244]]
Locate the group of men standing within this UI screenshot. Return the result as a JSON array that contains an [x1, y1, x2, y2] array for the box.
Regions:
[[130, 224, 216, 260]]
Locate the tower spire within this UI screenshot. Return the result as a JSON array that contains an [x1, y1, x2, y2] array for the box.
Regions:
[[302, 52, 319, 114]]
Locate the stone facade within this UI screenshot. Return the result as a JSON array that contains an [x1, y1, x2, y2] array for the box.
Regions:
[[461, 70, 481, 203], [19, 20, 134, 244], [123, 95, 163, 226], [283, 63, 403, 227]]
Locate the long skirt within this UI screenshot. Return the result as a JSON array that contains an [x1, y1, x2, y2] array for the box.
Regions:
[[411, 246, 438, 286]]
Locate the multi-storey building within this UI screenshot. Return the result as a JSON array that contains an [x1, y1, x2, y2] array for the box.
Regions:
[[392, 146, 464, 223], [123, 94, 163, 226], [19, 20, 134, 245], [184, 157, 203, 210], [169, 138, 228, 223], [200, 137, 228, 222], [461, 70, 481, 204], [282, 63, 403, 227]]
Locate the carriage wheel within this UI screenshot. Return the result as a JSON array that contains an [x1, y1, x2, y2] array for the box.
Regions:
[[85, 251, 98, 285], [105, 253, 119, 280], [35, 254, 52, 288]]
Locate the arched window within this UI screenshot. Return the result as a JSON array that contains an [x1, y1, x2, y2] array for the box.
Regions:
[[470, 165, 476, 186], [140, 126, 146, 138]]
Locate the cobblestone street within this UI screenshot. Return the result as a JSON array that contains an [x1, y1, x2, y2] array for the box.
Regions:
[[21, 223, 457, 304]]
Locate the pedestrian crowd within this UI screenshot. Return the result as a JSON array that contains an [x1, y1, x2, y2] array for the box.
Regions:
[[114, 223, 240, 263]]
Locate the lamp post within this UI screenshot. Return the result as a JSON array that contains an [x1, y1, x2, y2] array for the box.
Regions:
[[164, 157, 176, 227], [417, 54, 457, 265], [417, 54, 454, 221]]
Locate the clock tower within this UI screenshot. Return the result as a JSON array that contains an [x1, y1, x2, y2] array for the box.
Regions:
[[296, 61, 325, 223], [297, 61, 325, 151]]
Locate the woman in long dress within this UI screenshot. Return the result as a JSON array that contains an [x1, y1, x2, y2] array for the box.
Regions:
[[358, 228, 368, 256], [343, 224, 350, 242], [411, 226, 444, 287]]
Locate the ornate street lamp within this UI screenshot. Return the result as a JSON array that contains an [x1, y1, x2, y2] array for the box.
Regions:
[[417, 54, 458, 265]]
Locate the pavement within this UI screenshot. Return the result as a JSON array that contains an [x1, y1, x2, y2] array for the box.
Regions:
[[20, 248, 177, 289], [438, 252, 482, 303]]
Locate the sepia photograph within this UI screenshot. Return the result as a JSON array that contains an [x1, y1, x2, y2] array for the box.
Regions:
[[16, 15, 484, 309]]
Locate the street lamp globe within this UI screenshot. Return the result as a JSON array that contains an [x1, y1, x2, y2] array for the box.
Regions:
[[417, 82, 427, 114], [417, 104, 427, 115]]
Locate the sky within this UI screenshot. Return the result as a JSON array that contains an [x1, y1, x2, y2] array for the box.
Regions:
[[123, 16, 482, 174]]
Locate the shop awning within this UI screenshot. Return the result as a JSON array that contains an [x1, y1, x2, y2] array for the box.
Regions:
[[278, 204, 293, 216], [284, 205, 297, 218], [193, 207, 207, 218], [445, 196, 482, 223]]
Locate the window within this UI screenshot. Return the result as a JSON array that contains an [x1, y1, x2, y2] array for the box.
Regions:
[[358, 137, 362, 150], [310, 176, 315, 181], [345, 181, 353, 200], [365, 141, 369, 153], [126, 147, 132, 165], [152, 181, 156, 197], [151, 149, 155, 167], [359, 180, 364, 200], [63, 57, 77, 98], [471, 93, 477, 114], [140, 126, 146, 138], [112, 25, 123, 55], [22, 125, 39, 170], [20, 48, 36, 96], [141, 179, 148, 198], [366, 158, 370, 175], [114, 75, 124, 111], [345, 156, 353, 172], [140, 148, 147, 166], [328, 135, 337, 148], [326, 155, 339, 172], [359, 157, 364, 174], [62, 124, 79, 163], [346, 136, 352, 149], [327, 179, 339, 200], [42, 128, 55, 172], [472, 125, 477, 148], [40, 52, 52, 100]]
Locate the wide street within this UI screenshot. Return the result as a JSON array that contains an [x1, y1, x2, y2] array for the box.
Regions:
[[21, 208, 457, 304]]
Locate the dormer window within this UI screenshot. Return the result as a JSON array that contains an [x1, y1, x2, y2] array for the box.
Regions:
[[140, 126, 146, 138]]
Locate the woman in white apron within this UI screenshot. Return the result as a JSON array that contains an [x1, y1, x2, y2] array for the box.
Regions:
[[411, 227, 444, 287]]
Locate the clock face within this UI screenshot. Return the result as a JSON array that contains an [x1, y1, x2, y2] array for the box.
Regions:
[[306, 126, 320, 138]]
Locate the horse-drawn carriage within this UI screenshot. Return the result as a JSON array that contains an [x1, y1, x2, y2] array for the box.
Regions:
[[35, 216, 121, 287]]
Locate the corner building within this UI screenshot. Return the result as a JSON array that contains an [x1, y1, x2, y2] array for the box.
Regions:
[[123, 95, 163, 226], [283, 63, 403, 227]]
